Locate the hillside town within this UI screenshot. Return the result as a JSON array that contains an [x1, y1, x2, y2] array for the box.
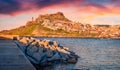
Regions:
[[39, 12, 120, 38], [0, 12, 120, 38]]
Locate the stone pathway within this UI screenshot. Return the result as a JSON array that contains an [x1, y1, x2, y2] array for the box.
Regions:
[[0, 39, 36, 70]]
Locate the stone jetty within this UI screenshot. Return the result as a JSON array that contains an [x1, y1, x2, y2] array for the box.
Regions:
[[0, 37, 36, 70], [14, 37, 79, 66]]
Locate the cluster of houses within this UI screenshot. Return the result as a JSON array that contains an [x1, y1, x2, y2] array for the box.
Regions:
[[42, 19, 120, 38], [25, 12, 120, 38]]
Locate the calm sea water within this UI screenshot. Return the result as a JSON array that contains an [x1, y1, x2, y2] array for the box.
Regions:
[[36, 38, 120, 70]]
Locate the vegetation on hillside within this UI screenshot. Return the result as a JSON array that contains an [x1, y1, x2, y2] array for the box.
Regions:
[[0, 12, 120, 38], [0, 24, 38, 35]]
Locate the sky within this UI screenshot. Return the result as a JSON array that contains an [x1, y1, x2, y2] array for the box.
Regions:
[[0, 0, 120, 31]]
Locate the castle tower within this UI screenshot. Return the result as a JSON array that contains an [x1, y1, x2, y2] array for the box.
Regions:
[[32, 17, 34, 22]]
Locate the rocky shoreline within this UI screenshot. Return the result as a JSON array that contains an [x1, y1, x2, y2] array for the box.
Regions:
[[14, 37, 79, 69]]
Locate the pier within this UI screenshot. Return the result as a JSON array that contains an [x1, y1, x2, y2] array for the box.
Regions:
[[0, 37, 36, 70]]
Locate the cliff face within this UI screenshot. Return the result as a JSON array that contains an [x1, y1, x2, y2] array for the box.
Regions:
[[0, 12, 120, 38]]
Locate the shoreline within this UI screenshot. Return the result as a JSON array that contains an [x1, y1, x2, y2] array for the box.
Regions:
[[0, 35, 120, 40], [33, 36, 120, 39], [0, 35, 120, 39]]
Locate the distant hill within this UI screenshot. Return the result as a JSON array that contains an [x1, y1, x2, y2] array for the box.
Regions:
[[0, 12, 120, 38], [0, 12, 73, 36]]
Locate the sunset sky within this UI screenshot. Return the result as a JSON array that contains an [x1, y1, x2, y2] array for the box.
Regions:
[[0, 0, 120, 31]]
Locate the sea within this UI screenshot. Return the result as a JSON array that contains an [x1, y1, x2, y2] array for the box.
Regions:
[[36, 37, 120, 70]]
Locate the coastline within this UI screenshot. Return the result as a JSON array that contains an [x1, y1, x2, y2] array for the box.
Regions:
[[32, 35, 99, 38], [0, 34, 120, 40]]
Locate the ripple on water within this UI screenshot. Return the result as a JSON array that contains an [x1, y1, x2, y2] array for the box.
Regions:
[[37, 38, 120, 70]]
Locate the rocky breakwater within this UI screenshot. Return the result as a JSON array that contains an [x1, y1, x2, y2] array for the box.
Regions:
[[14, 37, 79, 66]]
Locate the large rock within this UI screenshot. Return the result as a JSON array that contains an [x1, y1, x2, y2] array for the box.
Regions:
[[59, 52, 69, 60], [56, 47, 70, 54], [53, 41, 58, 47], [67, 58, 78, 63], [48, 52, 61, 61], [26, 45, 38, 56], [19, 37, 28, 45], [16, 37, 79, 65], [45, 49, 54, 58]]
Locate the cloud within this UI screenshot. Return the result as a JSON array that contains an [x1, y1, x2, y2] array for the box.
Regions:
[[0, 0, 119, 15], [111, 0, 120, 6], [0, 0, 76, 15], [0, 0, 21, 14]]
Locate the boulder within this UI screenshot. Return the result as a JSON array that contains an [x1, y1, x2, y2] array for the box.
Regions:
[[31, 41, 39, 47], [47, 52, 61, 61], [63, 47, 69, 51], [53, 41, 58, 47], [32, 52, 42, 62], [40, 54, 47, 63], [56, 47, 70, 54], [59, 52, 69, 60], [67, 58, 78, 63], [38, 40, 44, 46], [45, 49, 54, 58], [49, 45, 56, 50], [26, 45, 38, 56], [16, 37, 79, 65], [26, 55, 39, 64], [19, 37, 28, 45]]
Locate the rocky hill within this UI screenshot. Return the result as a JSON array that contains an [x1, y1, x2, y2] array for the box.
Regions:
[[0, 12, 120, 38]]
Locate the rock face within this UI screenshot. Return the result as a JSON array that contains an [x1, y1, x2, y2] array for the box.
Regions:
[[15, 37, 79, 65]]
